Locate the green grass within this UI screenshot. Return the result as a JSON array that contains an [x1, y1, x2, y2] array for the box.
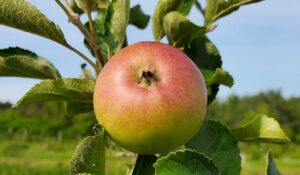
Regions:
[[0, 138, 299, 175], [0, 138, 134, 175]]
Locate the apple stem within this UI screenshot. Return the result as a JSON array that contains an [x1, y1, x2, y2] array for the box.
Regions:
[[138, 70, 160, 87]]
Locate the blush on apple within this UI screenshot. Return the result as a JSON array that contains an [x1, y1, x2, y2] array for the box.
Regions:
[[93, 42, 207, 154]]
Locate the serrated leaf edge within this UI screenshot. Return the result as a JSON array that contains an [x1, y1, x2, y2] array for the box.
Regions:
[[12, 78, 94, 108], [153, 149, 220, 174]]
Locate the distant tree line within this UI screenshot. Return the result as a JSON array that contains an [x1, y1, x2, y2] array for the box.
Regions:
[[0, 91, 299, 142], [207, 91, 300, 142]]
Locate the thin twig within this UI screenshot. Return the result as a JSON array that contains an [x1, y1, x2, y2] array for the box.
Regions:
[[87, 11, 105, 67], [54, 0, 99, 73], [65, 44, 99, 74], [55, 0, 104, 71]]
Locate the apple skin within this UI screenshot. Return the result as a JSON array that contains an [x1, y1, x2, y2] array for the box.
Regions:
[[93, 42, 207, 154]]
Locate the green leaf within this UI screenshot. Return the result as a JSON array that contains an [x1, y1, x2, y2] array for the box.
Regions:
[[152, 0, 197, 41], [205, 0, 264, 24], [95, 9, 109, 35], [131, 155, 157, 175], [75, 0, 99, 12], [0, 0, 67, 45], [186, 120, 241, 175], [106, 0, 130, 50], [65, 102, 94, 116], [232, 115, 291, 144], [13, 78, 95, 108], [129, 4, 150, 29], [97, 0, 110, 9], [70, 0, 109, 15], [82, 121, 101, 137], [163, 12, 206, 47], [184, 36, 222, 71], [70, 0, 84, 15], [70, 132, 106, 175], [184, 36, 233, 104], [267, 151, 282, 175], [204, 68, 234, 87], [85, 0, 129, 61], [154, 150, 219, 175], [0, 47, 61, 79]]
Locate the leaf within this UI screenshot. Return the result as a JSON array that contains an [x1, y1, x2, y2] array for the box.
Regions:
[[267, 151, 282, 175], [232, 115, 291, 144], [152, 0, 196, 41], [95, 9, 109, 35], [97, 0, 110, 9], [204, 68, 234, 87], [154, 150, 219, 175], [184, 36, 232, 104], [184, 36, 222, 71], [205, 0, 264, 24], [70, 132, 106, 175], [129, 4, 150, 29], [131, 155, 157, 175], [70, 0, 84, 15], [70, 0, 109, 15], [163, 12, 206, 47], [186, 120, 241, 175], [13, 78, 95, 108], [106, 0, 130, 50], [80, 64, 95, 80], [0, 0, 67, 45], [0, 47, 61, 79], [65, 102, 94, 116], [75, 0, 99, 12], [82, 121, 102, 137], [85, 0, 129, 61]]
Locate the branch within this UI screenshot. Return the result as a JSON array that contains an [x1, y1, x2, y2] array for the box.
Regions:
[[65, 44, 99, 74], [87, 11, 105, 67], [55, 0, 104, 71]]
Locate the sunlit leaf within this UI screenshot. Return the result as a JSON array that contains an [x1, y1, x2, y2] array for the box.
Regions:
[[153, 0, 196, 41], [106, 0, 130, 50], [0, 47, 61, 79], [75, 0, 99, 12], [205, 0, 264, 24], [0, 0, 67, 45], [13, 78, 95, 108], [85, 0, 129, 61], [232, 115, 291, 144], [204, 68, 234, 87], [163, 12, 206, 47]]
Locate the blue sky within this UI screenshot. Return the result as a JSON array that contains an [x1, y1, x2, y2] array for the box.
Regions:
[[0, 0, 299, 103]]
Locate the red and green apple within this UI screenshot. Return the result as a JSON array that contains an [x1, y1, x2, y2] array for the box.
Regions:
[[93, 42, 207, 154]]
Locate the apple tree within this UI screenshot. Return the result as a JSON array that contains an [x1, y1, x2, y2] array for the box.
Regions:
[[0, 0, 291, 174]]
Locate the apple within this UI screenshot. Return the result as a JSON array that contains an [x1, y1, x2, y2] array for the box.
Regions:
[[93, 42, 207, 154]]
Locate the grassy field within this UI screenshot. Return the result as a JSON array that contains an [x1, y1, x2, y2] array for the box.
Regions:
[[0, 138, 299, 175], [0, 138, 134, 175]]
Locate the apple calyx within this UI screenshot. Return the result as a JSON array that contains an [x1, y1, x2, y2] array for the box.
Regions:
[[138, 70, 160, 87]]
